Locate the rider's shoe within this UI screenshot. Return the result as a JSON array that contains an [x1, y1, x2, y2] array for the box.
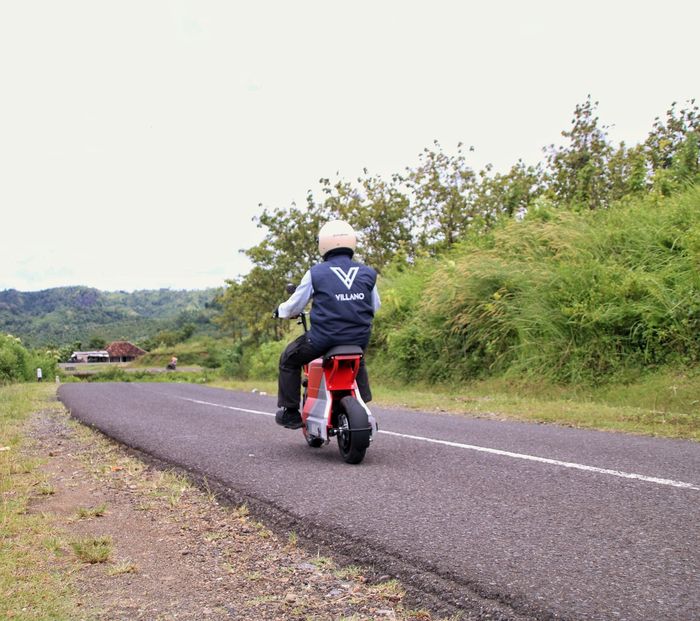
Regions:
[[275, 408, 303, 429]]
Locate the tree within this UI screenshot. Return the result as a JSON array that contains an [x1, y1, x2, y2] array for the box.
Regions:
[[645, 100, 699, 172], [645, 100, 700, 196], [607, 143, 649, 200], [406, 141, 478, 249], [473, 160, 544, 220], [320, 171, 414, 272], [545, 96, 614, 209], [88, 336, 107, 349]]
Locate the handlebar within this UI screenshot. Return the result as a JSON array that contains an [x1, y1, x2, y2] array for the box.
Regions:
[[297, 311, 308, 333], [276, 283, 308, 332]]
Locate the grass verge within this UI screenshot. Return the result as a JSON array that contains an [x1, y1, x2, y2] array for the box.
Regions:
[[211, 368, 700, 440], [0, 383, 80, 620], [372, 367, 700, 440]]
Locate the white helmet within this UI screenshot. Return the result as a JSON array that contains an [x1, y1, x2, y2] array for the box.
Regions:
[[318, 220, 357, 257]]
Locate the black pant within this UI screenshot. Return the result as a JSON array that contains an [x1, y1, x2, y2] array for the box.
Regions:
[[277, 334, 372, 409]]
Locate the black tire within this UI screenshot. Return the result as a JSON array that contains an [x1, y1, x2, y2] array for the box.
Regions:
[[337, 396, 371, 464]]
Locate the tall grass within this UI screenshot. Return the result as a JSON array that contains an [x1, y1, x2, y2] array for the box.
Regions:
[[373, 186, 700, 385]]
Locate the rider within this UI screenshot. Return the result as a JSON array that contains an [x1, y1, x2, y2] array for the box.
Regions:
[[274, 220, 380, 429]]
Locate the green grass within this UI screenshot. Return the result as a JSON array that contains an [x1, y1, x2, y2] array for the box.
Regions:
[[372, 367, 700, 440], [76, 502, 108, 519], [0, 383, 80, 620], [211, 370, 699, 440], [70, 535, 113, 564], [135, 336, 222, 368], [374, 186, 700, 385]]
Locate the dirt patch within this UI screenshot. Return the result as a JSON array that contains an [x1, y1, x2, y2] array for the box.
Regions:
[[26, 407, 443, 620]]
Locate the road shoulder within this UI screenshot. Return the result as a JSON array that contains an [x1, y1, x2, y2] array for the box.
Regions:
[[26, 405, 437, 620]]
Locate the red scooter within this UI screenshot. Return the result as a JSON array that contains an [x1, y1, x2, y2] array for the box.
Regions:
[[283, 291, 378, 464]]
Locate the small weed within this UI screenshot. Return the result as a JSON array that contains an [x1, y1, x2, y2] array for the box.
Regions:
[[249, 595, 278, 605], [149, 470, 191, 507], [204, 531, 227, 543], [234, 503, 249, 519], [202, 477, 218, 504], [370, 578, 405, 602], [310, 555, 335, 570], [43, 536, 65, 555], [253, 521, 271, 538], [70, 536, 113, 564], [107, 560, 138, 576], [76, 502, 107, 519], [287, 531, 298, 547], [334, 565, 365, 581], [36, 482, 55, 496]]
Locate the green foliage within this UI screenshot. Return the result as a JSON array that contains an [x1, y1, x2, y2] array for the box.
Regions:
[[405, 141, 479, 248], [373, 187, 700, 385], [86, 366, 130, 382], [248, 340, 287, 380], [0, 286, 220, 348], [0, 334, 58, 384], [136, 336, 224, 368], [140, 323, 198, 351], [0, 334, 29, 383], [321, 172, 416, 271], [88, 335, 107, 349], [222, 97, 699, 348], [219, 342, 247, 378], [545, 96, 613, 210]]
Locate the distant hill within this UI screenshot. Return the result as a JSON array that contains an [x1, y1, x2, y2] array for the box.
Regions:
[[0, 286, 221, 348]]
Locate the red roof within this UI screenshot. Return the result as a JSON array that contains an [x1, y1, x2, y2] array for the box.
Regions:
[[106, 341, 146, 357]]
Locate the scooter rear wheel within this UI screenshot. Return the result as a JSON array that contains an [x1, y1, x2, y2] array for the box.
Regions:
[[337, 396, 371, 464]]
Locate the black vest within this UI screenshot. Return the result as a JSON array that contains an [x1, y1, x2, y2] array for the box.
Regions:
[[309, 254, 377, 351]]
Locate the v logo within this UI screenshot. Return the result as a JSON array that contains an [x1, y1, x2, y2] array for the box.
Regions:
[[330, 266, 359, 290]]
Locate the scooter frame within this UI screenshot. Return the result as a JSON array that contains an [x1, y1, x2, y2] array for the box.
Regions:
[[289, 311, 378, 456], [301, 349, 378, 446]]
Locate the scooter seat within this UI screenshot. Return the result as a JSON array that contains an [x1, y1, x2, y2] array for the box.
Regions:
[[323, 345, 364, 362]]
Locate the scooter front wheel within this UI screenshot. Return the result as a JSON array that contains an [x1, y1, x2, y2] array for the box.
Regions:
[[337, 396, 371, 464]]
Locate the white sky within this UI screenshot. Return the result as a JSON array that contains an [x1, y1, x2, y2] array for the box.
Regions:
[[1, 0, 697, 292]]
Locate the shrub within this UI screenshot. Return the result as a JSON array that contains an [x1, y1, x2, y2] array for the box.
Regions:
[[0, 335, 29, 384], [0, 335, 57, 384], [248, 340, 287, 380], [373, 185, 700, 384]]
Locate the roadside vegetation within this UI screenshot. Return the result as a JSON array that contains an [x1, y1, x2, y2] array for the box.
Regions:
[[0, 384, 450, 620], [1, 96, 698, 618], [0, 383, 78, 619], [3, 97, 699, 442], [372, 187, 700, 385], [207, 96, 700, 440], [0, 334, 57, 384]]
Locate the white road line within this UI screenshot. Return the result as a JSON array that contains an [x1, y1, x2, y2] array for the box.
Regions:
[[180, 397, 275, 417], [177, 396, 700, 491], [379, 429, 699, 491]]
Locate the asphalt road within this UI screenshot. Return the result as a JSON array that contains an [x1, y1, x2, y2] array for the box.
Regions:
[[57, 383, 700, 621]]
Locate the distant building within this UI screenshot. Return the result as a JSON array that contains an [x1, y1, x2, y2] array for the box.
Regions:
[[69, 351, 110, 363], [106, 341, 147, 363]]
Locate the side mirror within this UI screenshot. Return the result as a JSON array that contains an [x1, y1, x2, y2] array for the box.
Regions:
[[285, 283, 297, 294]]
